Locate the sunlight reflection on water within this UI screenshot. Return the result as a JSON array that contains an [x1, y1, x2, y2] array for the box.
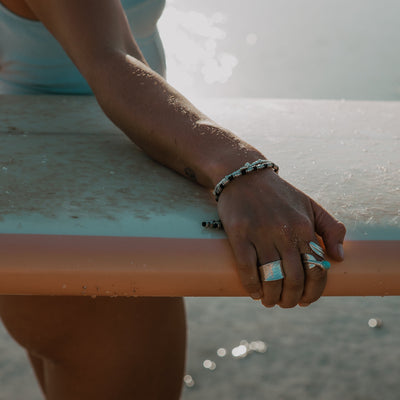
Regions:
[[159, 0, 400, 101], [158, 3, 238, 96]]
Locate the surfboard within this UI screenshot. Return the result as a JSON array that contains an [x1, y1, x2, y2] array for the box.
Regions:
[[0, 95, 399, 296]]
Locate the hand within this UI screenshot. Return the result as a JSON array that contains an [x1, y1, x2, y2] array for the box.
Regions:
[[217, 168, 346, 308]]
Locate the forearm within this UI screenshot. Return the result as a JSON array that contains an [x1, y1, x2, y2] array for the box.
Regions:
[[88, 51, 265, 189]]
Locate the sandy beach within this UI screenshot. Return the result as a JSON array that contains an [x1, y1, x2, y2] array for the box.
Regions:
[[1, 297, 400, 399]]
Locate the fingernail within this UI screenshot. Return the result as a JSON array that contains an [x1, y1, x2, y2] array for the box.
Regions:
[[251, 292, 262, 300], [299, 303, 310, 307], [337, 243, 344, 260]]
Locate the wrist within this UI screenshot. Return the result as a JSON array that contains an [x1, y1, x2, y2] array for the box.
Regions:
[[179, 119, 266, 188], [213, 159, 279, 201], [207, 147, 267, 188]]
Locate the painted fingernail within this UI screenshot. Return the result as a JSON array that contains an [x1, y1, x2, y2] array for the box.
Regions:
[[337, 243, 344, 260]]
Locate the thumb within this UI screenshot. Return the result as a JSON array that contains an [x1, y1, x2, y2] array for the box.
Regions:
[[310, 199, 346, 261]]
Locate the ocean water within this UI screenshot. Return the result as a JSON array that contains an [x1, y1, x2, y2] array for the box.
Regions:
[[159, 0, 400, 101], [1, 0, 400, 399]]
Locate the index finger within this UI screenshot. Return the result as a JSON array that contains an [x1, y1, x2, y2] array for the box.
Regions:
[[311, 198, 346, 261], [299, 239, 329, 306]]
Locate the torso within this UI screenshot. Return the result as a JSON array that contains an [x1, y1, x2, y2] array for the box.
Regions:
[[0, 0, 37, 20], [0, 0, 167, 93]]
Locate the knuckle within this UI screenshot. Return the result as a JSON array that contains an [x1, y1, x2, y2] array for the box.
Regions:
[[262, 282, 282, 307], [264, 279, 283, 289], [246, 219, 272, 241], [236, 263, 250, 274], [262, 299, 277, 308], [303, 224, 317, 239], [284, 276, 304, 291], [277, 223, 294, 240], [278, 301, 298, 309], [314, 207, 330, 226], [336, 221, 347, 237], [276, 218, 313, 246], [301, 293, 322, 305], [238, 271, 260, 292], [245, 282, 261, 294], [307, 266, 327, 282]]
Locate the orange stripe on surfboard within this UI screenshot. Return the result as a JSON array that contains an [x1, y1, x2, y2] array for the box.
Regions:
[[0, 234, 399, 297]]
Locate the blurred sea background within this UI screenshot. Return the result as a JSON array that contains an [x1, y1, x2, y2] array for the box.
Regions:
[[1, 0, 400, 399]]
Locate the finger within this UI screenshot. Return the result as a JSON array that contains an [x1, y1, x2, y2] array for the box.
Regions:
[[260, 268, 283, 308], [311, 199, 346, 261], [299, 238, 328, 306], [255, 244, 283, 308], [229, 237, 263, 300], [278, 249, 304, 308]]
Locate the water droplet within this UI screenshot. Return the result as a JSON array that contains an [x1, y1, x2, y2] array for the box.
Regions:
[[249, 340, 268, 353], [368, 318, 383, 328], [203, 359, 216, 370], [217, 347, 227, 357], [232, 344, 248, 358], [183, 374, 195, 387]]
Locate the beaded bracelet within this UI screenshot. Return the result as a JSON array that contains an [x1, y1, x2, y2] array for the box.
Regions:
[[201, 220, 223, 229], [213, 159, 279, 201]]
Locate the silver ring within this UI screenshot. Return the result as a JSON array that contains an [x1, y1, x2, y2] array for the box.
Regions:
[[259, 260, 284, 282], [302, 253, 331, 270]]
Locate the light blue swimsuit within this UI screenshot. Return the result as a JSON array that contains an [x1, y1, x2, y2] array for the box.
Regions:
[[0, 0, 166, 94]]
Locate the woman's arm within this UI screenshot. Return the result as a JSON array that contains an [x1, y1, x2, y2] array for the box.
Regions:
[[24, 0, 346, 307], [24, 0, 260, 188]]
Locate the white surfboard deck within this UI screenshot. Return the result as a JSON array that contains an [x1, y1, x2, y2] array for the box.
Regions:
[[0, 95, 399, 296]]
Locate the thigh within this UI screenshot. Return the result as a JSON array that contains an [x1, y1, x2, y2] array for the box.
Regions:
[[0, 295, 186, 399]]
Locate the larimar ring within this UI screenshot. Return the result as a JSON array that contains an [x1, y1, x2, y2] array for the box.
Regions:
[[309, 241, 325, 258], [259, 260, 284, 282], [302, 253, 331, 270], [301, 254, 331, 269], [302, 241, 331, 270]]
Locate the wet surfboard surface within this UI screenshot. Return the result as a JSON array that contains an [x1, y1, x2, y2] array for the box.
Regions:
[[0, 95, 399, 296]]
